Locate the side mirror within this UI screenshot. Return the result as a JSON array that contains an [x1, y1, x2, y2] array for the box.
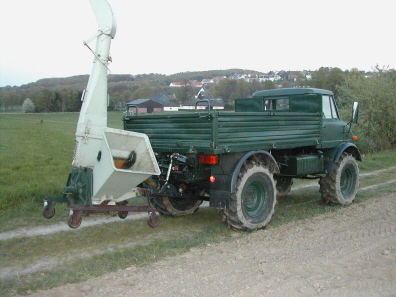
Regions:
[[352, 102, 359, 124]]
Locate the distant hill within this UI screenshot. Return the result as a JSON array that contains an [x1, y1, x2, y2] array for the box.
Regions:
[[2, 67, 371, 112], [7, 69, 263, 92], [0, 69, 268, 112]]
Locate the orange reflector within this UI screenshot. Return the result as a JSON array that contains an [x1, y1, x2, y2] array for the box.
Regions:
[[352, 136, 359, 140], [199, 155, 218, 165], [210, 176, 216, 183]]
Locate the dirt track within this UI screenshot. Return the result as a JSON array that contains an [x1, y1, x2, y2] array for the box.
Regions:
[[24, 192, 396, 297]]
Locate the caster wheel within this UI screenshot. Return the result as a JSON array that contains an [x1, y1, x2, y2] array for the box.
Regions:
[[42, 203, 55, 219], [147, 212, 160, 228], [67, 213, 82, 229], [118, 211, 128, 219]]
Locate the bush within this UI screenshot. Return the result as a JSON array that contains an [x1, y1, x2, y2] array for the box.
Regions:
[[338, 67, 396, 153], [21, 98, 35, 113]]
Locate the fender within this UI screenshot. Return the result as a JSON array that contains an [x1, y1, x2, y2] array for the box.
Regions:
[[325, 142, 362, 174]]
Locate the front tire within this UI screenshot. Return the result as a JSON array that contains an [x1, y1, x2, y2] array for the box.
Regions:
[[319, 153, 359, 205], [222, 160, 276, 231]]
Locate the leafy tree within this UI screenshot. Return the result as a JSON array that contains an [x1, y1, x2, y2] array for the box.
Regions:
[[326, 67, 345, 96], [2, 93, 15, 111], [338, 67, 396, 152], [34, 89, 58, 112], [282, 80, 292, 88], [249, 79, 262, 93], [230, 80, 251, 100], [212, 78, 265, 107], [211, 79, 239, 106], [295, 74, 309, 87], [175, 78, 196, 104], [263, 80, 276, 90], [310, 67, 328, 89], [131, 86, 163, 100], [21, 98, 35, 113], [56, 88, 81, 112], [336, 70, 365, 108], [310, 67, 345, 96]]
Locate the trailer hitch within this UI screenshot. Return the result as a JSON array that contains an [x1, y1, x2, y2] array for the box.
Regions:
[[159, 153, 181, 194]]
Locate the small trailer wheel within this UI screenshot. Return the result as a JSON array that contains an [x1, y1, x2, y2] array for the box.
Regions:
[[147, 212, 160, 228], [118, 211, 128, 219], [67, 212, 82, 229], [42, 202, 56, 219]]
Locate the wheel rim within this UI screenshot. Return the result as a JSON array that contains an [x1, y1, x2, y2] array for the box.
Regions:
[[340, 164, 357, 198], [243, 180, 267, 218]]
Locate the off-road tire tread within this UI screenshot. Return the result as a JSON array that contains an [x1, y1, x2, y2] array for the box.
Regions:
[[222, 160, 276, 231], [319, 153, 359, 205]]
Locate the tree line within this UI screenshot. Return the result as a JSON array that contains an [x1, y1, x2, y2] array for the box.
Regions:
[[1, 67, 395, 153], [2, 88, 83, 113], [0, 68, 371, 112]]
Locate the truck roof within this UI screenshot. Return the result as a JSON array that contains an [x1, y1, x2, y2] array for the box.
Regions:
[[253, 88, 334, 97]]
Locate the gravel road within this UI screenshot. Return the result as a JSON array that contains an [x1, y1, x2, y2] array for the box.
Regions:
[[23, 192, 396, 297]]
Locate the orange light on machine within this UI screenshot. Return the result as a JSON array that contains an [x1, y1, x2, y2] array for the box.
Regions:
[[352, 136, 359, 140], [199, 154, 219, 165]]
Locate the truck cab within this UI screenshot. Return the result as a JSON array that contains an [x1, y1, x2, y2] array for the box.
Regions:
[[236, 88, 354, 148]]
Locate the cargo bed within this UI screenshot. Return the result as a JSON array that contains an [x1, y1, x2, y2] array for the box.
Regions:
[[123, 111, 322, 154]]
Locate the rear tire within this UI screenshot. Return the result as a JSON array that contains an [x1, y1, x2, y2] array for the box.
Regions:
[[319, 153, 359, 205], [275, 176, 293, 197], [222, 160, 276, 231], [151, 196, 202, 217]]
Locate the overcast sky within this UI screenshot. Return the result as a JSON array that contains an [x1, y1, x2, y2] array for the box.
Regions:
[[0, 0, 394, 87]]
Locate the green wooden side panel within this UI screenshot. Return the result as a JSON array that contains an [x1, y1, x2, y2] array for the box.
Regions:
[[216, 113, 321, 152], [124, 114, 214, 153], [123, 112, 322, 154]]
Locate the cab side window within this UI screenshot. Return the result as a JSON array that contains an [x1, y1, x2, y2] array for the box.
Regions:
[[322, 95, 339, 119], [264, 98, 289, 111]]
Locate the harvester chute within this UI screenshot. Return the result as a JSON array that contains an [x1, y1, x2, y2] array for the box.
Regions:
[[43, 0, 160, 229]]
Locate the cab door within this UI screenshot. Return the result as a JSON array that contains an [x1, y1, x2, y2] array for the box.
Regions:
[[321, 95, 347, 148]]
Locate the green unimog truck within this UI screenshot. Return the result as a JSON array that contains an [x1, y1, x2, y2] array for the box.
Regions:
[[123, 88, 361, 231]]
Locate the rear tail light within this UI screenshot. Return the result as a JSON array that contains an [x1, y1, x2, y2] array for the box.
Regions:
[[199, 155, 218, 165], [352, 136, 358, 140]]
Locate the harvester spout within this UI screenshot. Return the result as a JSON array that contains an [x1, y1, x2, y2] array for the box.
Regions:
[[73, 0, 117, 168], [42, 1, 160, 229], [90, 0, 117, 38]]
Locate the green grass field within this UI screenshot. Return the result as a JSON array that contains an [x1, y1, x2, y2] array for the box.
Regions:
[[0, 112, 124, 223], [0, 112, 395, 296]]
